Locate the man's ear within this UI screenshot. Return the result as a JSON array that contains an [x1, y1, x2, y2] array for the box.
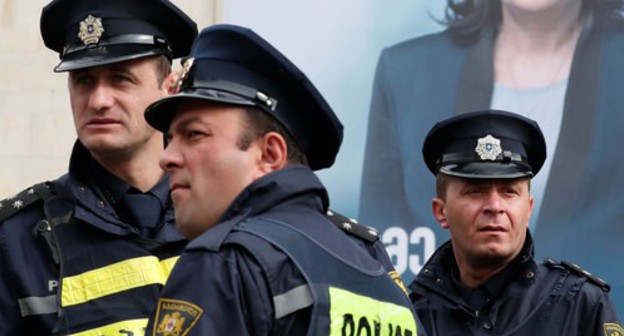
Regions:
[[432, 198, 450, 229], [252, 131, 288, 180], [526, 195, 534, 229], [163, 70, 179, 95]]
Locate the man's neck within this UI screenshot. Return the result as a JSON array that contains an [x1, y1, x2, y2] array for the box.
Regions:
[[454, 248, 523, 288], [91, 138, 165, 192], [457, 263, 507, 288]]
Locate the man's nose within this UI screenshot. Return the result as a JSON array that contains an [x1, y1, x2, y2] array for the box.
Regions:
[[87, 83, 115, 111], [483, 190, 504, 215], [160, 138, 183, 173]]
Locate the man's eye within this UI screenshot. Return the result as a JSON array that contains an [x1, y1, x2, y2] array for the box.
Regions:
[[464, 188, 482, 195], [504, 188, 519, 195], [187, 131, 205, 139], [113, 75, 132, 83], [74, 76, 94, 86]]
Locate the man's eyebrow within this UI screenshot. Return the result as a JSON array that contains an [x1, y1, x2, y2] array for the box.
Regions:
[[171, 115, 211, 131]]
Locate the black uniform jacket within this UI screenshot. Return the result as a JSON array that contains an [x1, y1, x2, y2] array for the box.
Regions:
[[0, 141, 186, 335], [409, 233, 621, 336], [146, 165, 420, 335]]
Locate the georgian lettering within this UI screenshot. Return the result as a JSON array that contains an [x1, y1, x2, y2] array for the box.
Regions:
[[382, 227, 435, 276]]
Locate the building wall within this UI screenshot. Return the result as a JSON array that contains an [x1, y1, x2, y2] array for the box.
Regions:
[[0, 0, 218, 197]]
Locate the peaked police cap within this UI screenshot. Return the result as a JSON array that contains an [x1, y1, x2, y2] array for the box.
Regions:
[[40, 0, 197, 72], [422, 109, 546, 179], [145, 24, 344, 170]]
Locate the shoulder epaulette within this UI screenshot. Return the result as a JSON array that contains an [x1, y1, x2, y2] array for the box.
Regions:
[[325, 209, 379, 244], [0, 182, 54, 222], [544, 258, 610, 292]]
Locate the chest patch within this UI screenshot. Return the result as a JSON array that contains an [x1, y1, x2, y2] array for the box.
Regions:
[[153, 298, 203, 336]]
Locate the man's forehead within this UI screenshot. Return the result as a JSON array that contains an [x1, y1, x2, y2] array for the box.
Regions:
[[176, 99, 244, 112], [171, 102, 246, 128], [69, 57, 154, 76], [452, 176, 530, 187]]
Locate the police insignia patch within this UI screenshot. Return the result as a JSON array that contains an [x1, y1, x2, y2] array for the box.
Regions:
[[78, 15, 104, 46], [154, 298, 203, 336], [475, 134, 502, 161], [604, 322, 624, 336]]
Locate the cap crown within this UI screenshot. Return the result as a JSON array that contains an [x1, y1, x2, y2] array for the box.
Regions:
[[145, 24, 344, 170], [41, 0, 197, 72], [422, 110, 546, 179]]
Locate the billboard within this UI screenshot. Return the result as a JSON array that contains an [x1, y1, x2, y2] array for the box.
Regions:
[[219, 0, 624, 314]]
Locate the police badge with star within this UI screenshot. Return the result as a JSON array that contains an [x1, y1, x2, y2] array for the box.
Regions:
[[475, 134, 502, 161], [78, 15, 104, 46]]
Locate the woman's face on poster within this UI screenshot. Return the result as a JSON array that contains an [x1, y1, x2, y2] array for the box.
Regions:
[[500, 0, 582, 15]]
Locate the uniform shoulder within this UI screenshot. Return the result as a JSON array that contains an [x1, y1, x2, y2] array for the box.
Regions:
[[542, 258, 611, 292], [325, 209, 379, 244], [0, 182, 55, 223]]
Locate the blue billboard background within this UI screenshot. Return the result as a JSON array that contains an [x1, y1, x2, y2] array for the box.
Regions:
[[221, 1, 624, 314], [222, 0, 445, 216]]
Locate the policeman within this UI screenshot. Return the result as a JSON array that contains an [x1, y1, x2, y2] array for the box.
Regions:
[[0, 1, 196, 335], [142, 24, 422, 335], [409, 110, 623, 335]]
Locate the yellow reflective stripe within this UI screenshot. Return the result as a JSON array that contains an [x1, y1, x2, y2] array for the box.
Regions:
[[62, 256, 180, 307], [329, 287, 417, 336], [67, 318, 147, 336], [161, 256, 180, 281]]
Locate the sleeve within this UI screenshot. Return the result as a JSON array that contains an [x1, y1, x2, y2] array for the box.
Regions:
[[359, 48, 410, 229], [0, 223, 25, 335], [146, 248, 274, 336], [585, 290, 623, 336], [369, 239, 396, 272]]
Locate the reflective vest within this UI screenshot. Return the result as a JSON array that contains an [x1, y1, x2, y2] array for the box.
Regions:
[[49, 218, 183, 336], [234, 219, 419, 336]]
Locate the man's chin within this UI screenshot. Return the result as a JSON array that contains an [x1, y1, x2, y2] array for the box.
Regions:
[[79, 136, 123, 151]]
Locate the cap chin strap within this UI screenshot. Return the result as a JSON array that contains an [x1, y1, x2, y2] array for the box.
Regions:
[[183, 79, 278, 111], [437, 150, 526, 168], [61, 34, 171, 57]]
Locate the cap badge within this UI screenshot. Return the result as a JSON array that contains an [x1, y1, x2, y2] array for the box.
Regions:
[[475, 134, 502, 161], [78, 15, 105, 46], [170, 57, 194, 94]]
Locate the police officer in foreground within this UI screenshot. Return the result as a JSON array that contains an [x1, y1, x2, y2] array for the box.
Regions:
[[0, 1, 197, 334], [143, 24, 422, 335], [409, 110, 623, 335]]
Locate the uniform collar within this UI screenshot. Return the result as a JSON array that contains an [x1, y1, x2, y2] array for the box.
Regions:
[[450, 244, 527, 309], [65, 140, 181, 241], [187, 165, 328, 251], [413, 230, 537, 306], [219, 165, 328, 222], [69, 140, 170, 208], [88, 156, 128, 209]]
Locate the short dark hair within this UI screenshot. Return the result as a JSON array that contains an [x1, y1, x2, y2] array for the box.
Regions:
[[444, 0, 624, 45], [238, 107, 309, 166], [153, 55, 172, 87], [435, 173, 452, 201]]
